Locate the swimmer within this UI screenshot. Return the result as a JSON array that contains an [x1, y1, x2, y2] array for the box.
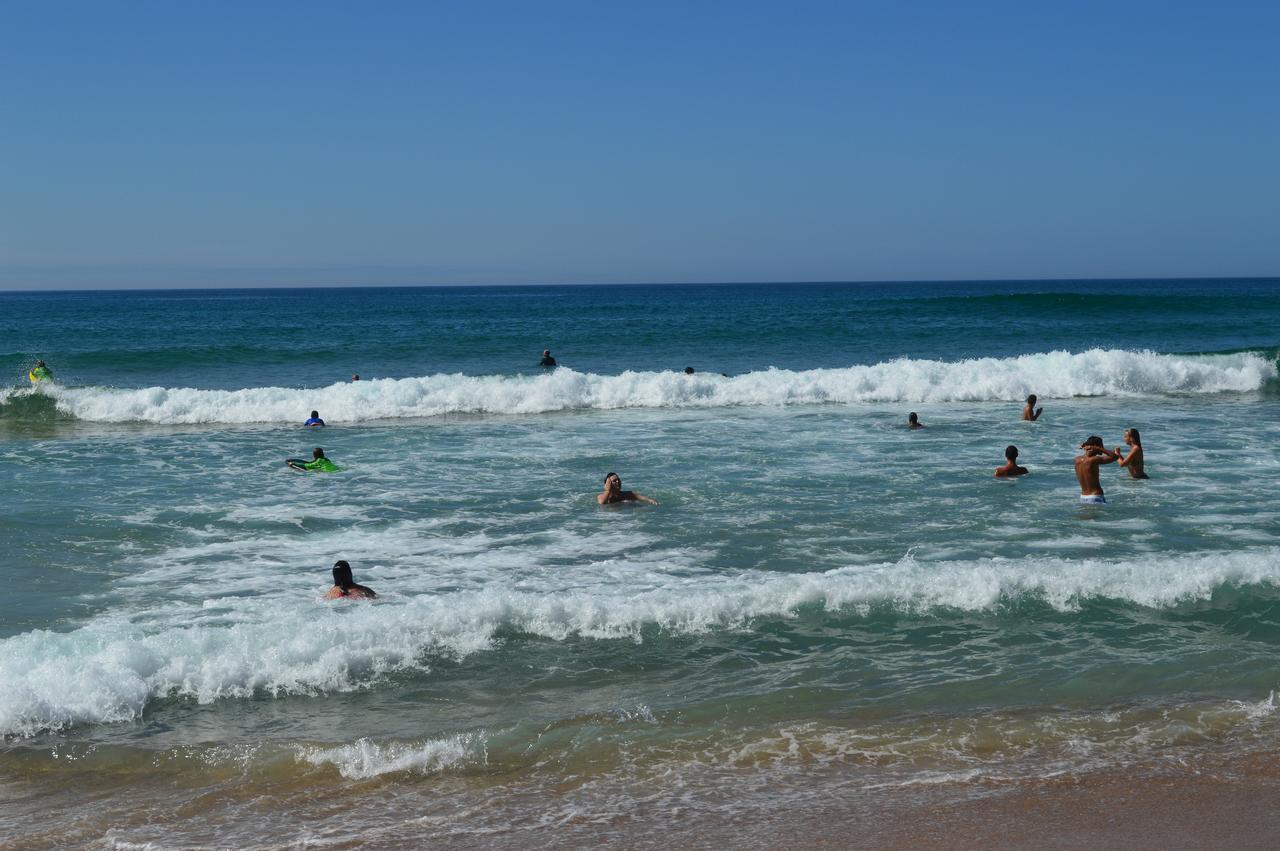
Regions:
[[597, 472, 658, 505], [1114, 428, 1149, 479], [1021, 394, 1043, 421], [29, 360, 53, 382], [907, 412, 924, 429], [540, 350, 557, 368], [1075, 436, 1119, 503], [304, 410, 325, 427], [684, 366, 695, 375], [323, 560, 376, 600], [994, 445, 1028, 477], [351, 374, 360, 382], [287, 447, 340, 472]]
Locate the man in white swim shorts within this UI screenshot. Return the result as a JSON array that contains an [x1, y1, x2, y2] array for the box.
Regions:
[[1075, 435, 1119, 504]]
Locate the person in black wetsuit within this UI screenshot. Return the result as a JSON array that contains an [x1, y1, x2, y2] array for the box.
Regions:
[[539, 350, 557, 368]]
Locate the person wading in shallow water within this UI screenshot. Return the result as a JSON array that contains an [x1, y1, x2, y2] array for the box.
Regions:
[[597, 472, 658, 505], [994, 445, 1028, 478], [324, 560, 376, 599], [1075, 436, 1120, 503], [1115, 428, 1149, 479], [1022, 394, 1043, 421]]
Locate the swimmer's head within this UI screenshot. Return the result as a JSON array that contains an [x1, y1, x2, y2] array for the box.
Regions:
[[543, 350, 551, 356], [313, 447, 325, 459], [1005, 445, 1019, 461], [310, 410, 319, 419], [908, 412, 919, 425], [1081, 435, 1104, 450], [604, 472, 620, 488], [35, 360, 45, 367], [351, 374, 360, 381], [1026, 394, 1037, 405], [332, 560, 354, 592], [1125, 428, 1141, 446], [684, 367, 695, 375]]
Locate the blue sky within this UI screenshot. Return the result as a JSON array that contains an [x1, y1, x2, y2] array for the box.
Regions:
[[1, 1, 1276, 288]]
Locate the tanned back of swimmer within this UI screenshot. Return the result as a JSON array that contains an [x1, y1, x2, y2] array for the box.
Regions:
[[1075, 436, 1119, 500]]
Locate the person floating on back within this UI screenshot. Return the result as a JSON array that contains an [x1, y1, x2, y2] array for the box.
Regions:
[[1114, 428, 1149, 479], [540, 350, 557, 368], [1021, 394, 1043, 421], [304, 410, 325, 427], [1075, 436, 1119, 503], [597, 472, 658, 505], [994, 445, 1028, 477], [907, 412, 924, 429], [287, 447, 340, 472], [324, 560, 376, 600], [28, 360, 53, 383]]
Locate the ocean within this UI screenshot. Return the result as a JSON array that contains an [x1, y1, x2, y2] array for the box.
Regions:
[[3, 279, 1280, 847]]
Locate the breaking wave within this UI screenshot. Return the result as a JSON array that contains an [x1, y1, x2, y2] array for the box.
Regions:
[[1, 348, 1273, 424], [4, 547, 1280, 738]]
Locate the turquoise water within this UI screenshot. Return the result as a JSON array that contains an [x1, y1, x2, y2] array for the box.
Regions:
[[3, 279, 1280, 845]]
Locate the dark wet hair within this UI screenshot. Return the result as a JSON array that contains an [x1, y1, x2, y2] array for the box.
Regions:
[[1126, 428, 1141, 445], [604, 471, 618, 484], [310, 410, 319, 418], [313, 447, 325, 458], [332, 560, 355, 595], [1026, 394, 1037, 404], [1082, 435, 1104, 448], [908, 412, 919, 423], [35, 360, 45, 367], [684, 366, 695, 374], [1005, 445, 1018, 461]]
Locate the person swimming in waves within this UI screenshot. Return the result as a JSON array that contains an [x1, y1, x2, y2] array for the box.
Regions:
[[684, 366, 695, 375], [324, 560, 376, 600], [304, 410, 325, 427], [1075, 436, 1119, 503], [994, 445, 1028, 477], [287, 447, 340, 472], [597, 472, 659, 505], [1115, 427, 1149, 479], [351, 374, 360, 382], [1021, 394, 1043, 421], [907, 412, 924, 429], [540, 350, 557, 368], [29, 360, 53, 382]]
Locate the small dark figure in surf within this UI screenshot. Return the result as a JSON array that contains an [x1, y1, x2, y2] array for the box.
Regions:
[[597, 472, 659, 505], [287, 447, 340, 472], [351, 374, 360, 382], [324, 560, 376, 600], [1075, 436, 1120, 503], [304, 410, 325, 427], [907, 412, 924, 429], [1021, 394, 1043, 421], [1114, 428, 1149, 479], [684, 366, 695, 375], [994, 445, 1028, 477], [540, 350, 557, 368], [29, 360, 53, 382]]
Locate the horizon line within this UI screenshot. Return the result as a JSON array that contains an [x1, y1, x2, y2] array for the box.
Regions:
[[2, 274, 1278, 295]]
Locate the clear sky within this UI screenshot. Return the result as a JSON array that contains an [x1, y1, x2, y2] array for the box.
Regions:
[[1, 0, 1277, 289]]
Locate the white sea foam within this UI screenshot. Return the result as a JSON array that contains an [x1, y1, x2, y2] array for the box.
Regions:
[[17, 348, 1274, 424], [4, 547, 1280, 738]]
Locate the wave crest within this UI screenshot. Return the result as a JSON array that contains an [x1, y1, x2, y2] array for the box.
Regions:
[[6, 348, 1273, 424], [4, 548, 1280, 738]]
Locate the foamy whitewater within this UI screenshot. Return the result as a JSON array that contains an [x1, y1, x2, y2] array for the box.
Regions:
[[4, 280, 1280, 847], [4, 348, 1272, 424]]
